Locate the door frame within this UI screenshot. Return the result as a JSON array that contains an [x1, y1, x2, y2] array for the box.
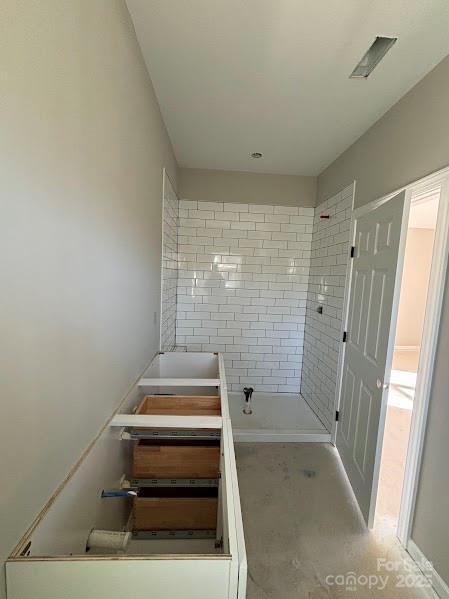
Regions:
[[397, 169, 449, 545], [333, 165, 449, 539]]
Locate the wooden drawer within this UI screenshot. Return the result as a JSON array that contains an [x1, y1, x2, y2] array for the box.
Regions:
[[133, 440, 220, 479], [133, 488, 218, 531], [136, 395, 221, 417]]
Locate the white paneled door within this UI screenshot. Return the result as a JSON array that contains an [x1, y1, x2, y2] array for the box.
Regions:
[[336, 191, 406, 526]]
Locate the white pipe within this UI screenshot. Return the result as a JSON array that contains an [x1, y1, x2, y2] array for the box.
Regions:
[[87, 530, 131, 551]]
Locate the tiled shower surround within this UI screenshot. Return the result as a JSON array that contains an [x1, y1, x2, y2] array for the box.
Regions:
[[160, 175, 179, 351], [300, 184, 354, 430], [175, 201, 314, 392], [160, 186, 354, 429]]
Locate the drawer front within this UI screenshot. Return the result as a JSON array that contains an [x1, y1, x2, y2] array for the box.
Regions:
[[134, 497, 218, 531], [133, 443, 220, 479]]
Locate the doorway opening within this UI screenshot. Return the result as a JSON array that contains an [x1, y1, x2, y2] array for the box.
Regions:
[[375, 187, 440, 534], [333, 167, 449, 597]]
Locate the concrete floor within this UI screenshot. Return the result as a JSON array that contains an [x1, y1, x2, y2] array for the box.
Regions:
[[235, 443, 436, 599]]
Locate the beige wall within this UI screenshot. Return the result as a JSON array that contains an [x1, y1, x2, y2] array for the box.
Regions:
[[179, 167, 316, 207], [395, 228, 435, 348], [318, 54, 449, 586], [412, 284, 449, 585], [0, 1, 176, 596], [318, 56, 449, 209]]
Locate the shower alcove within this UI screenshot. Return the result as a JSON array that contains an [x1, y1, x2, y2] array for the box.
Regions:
[[161, 172, 355, 441]]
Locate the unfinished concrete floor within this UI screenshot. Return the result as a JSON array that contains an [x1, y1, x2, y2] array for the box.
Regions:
[[235, 443, 436, 599]]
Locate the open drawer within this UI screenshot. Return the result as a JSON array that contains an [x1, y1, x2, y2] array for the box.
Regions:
[[136, 394, 222, 416], [6, 353, 246, 599], [137, 352, 229, 418]]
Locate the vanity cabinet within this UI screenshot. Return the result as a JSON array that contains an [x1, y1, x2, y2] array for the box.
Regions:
[[6, 353, 247, 599]]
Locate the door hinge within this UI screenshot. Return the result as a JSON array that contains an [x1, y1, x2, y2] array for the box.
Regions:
[[335, 410, 340, 422], [350, 246, 355, 258], [342, 331, 348, 343]]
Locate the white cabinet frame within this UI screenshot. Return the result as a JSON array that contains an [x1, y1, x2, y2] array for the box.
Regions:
[[7, 352, 247, 599]]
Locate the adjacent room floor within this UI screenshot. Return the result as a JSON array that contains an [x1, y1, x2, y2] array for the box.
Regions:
[[235, 443, 435, 599], [376, 369, 415, 528]]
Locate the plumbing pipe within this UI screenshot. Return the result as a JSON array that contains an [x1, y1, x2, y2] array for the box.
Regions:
[[101, 489, 137, 498], [86, 530, 131, 551]]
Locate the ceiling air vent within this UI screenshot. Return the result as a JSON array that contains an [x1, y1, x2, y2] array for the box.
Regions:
[[350, 36, 397, 79]]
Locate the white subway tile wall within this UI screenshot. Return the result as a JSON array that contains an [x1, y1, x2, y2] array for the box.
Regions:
[[160, 175, 179, 351], [176, 201, 314, 392], [300, 183, 354, 430]]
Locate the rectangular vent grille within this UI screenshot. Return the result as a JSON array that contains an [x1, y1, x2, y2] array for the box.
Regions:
[[350, 36, 397, 79]]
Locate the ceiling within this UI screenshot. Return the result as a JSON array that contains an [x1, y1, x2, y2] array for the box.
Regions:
[[126, 0, 449, 176]]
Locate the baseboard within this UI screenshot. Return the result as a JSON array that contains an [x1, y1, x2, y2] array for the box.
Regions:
[[407, 539, 449, 599], [233, 429, 331, 443]]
